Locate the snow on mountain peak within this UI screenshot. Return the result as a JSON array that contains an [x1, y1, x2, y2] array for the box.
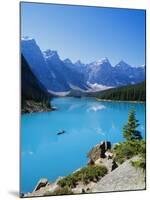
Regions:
[[92, 57, 110, 66], [21, 37, 145, 92], [21, 36, 34, 41], [21, 37, 37, 48], [101, 57, 110, 63], [43, 49, 60, 60]]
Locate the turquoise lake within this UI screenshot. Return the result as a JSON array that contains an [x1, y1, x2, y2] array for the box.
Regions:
[[21, 97, 145, 193]]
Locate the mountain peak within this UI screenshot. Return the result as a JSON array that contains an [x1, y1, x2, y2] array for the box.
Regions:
[[43, 49, 60, 61], [64, 58, 72, 64], [118, 60, 128, 65], [21, 36, 34, 41], [101, 57, 110, 63], [116, 60, 131, 69], [75, 60, 85, 67], [21, 37, 37, 47], [92, 57, 111, 66]]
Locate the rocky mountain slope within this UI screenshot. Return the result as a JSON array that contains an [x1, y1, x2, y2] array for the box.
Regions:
[[21, 37, 69, 92], [21, 37, 145, 95], [21, 54, 51, 113], [44, 49, 89, 91]]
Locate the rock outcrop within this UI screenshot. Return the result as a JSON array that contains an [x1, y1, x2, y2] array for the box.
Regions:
[[87, 140, 111, 161], [33, 178, 49, 192], [91, 157, 145, 193], [23, 177, 63, 197]]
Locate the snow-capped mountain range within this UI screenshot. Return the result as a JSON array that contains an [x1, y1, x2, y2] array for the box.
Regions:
[[21, 37, 145, 96]]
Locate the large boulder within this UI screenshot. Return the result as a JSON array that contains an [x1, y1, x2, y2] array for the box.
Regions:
[[33, 178, 49, 192], [91, 157, 145, 192], [87, 141, 111, 161]]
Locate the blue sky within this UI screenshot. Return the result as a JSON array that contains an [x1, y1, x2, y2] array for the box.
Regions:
[[21, 2, 145, 66]]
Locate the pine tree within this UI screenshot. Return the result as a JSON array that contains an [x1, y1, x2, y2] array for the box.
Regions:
[[123, 110, 142, 141]]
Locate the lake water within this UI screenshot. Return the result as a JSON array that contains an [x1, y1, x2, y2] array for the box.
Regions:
[[21, 97, 145, 193]]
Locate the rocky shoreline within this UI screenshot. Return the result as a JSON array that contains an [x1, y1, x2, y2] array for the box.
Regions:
[[21, 100, 57, 114], [22, 140, 145, 197]]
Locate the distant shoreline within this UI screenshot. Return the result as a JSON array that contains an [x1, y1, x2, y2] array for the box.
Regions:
[[96, 98, 145, 104]]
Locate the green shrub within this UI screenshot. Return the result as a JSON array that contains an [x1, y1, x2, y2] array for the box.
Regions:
[[58, 165, 108, 188], [57, 175, 78, 188], [131, 158, 146, 170], [113, 140, 145, 164]]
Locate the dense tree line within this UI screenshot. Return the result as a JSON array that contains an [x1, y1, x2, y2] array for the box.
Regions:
[[94, 81, 145, 101]]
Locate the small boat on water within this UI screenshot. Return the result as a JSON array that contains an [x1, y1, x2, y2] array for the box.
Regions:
[[57, 130, 66, 135]]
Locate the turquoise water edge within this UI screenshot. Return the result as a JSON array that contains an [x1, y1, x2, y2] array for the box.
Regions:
[[21, 97, 145, 193]]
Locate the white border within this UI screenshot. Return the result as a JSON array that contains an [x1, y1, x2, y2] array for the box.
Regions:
[[0, 0, 149, 200]]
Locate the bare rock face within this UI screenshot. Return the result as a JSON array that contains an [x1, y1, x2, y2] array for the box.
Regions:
[[91, 157, 146, 193], [87, 141, 111, 161], [24, 178, 62, 197], [33, 178, 49, 192], [21, 55, 51, 114]]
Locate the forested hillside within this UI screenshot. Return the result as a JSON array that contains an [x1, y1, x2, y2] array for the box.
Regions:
[[94, 82, 145, 101]]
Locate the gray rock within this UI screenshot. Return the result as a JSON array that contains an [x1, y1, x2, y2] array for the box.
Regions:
[[87, 141, 111, 161], [91, 157, 145, 192], [33, 178, 49, 192]]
